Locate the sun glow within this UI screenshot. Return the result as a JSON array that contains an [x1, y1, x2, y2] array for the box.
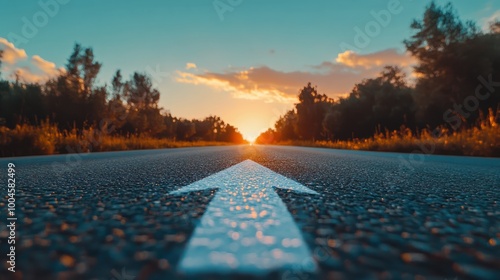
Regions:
[[238, 125, 263, 143], [242, 132, 258, 143]]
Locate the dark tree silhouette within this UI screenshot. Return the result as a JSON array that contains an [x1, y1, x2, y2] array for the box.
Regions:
[[404, 1, 499, 128], [257, 1, 500, 144], [0, 44, 245, 145]]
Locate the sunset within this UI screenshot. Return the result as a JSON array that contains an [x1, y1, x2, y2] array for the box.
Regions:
[[1, 1, 500, 279], [1, 0, 497, 142]]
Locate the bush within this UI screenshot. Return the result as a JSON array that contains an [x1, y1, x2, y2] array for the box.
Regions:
[[0, 121, 59, 157], [0, 121, 234, 157], [272, 109, 500, 157]]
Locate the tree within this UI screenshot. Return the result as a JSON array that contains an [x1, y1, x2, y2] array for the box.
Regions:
[[192, 116, 225, 141], [404, 2, 479, 79], [0, 82, 48, 127], [325, 66, 414, 139], [105, 70, 127, 132], [111, 70, 124, 98], [159, 113, 177, 139], [274, 110, 297, 141], [295, 83, 332, 141], [175, 118, 195, 140], [403, 1, 500, 127], [0, 50, 3, 80], [125, 72, 160, 111], [0, 43, 247, 148], [490, 20, 500, 34], [123, 72, 164, 135], [255, 129, 276, 144], [45, 44, 105, 130], [220, 124, 245, 143], [263, 67, 416, 142]]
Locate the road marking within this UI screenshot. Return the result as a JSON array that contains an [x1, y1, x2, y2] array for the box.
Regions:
[[170, 159, 318, 275]]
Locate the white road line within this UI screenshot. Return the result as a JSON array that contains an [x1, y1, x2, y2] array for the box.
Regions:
[[170, 159, 318, 275]]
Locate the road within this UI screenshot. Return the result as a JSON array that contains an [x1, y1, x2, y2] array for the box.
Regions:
[[1, 145, 499, 280]]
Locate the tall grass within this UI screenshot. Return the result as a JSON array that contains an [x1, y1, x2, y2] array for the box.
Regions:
[[1, 111, 499, 157], [0, 121, 232, 157], [0, 121, 59, 156], [278, 109, 500, 157]]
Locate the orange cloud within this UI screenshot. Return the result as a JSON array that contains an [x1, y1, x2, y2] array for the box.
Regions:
[[335, 49, 415, 69], [176, 70, 296, 103], [176, 49, 415, 103], [0, 37, 27, 64], [0, 37, 63, 83], [185, 62, 197, 70]]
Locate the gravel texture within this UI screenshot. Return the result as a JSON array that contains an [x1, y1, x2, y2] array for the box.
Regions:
[[1, 145, 499, 280]]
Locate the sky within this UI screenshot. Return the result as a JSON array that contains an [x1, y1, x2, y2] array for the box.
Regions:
[[1, 0, 499, 141]]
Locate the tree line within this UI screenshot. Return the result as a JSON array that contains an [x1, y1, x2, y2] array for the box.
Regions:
[[0, 45, 245, 144], [257, 2, 500, 144]]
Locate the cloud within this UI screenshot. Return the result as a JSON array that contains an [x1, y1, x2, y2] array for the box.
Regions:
[[0, 37, 63, 83], [185, 62, 197, 70], [31, 55, 62, 78], [176, 69, 298, 103], [481, 10, 500, 31], [335, 49, 415, 69], [176, 48, 415, 104], [0, 37, 27, 64]]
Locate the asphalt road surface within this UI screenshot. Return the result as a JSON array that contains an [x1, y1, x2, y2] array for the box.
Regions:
[[1, 145, 499, 280]]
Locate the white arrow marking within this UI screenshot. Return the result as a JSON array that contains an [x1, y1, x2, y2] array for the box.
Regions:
[[170, 159, 318, 275]]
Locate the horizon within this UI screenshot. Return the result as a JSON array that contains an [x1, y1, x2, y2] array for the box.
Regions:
[[1, 0, 499, 141]]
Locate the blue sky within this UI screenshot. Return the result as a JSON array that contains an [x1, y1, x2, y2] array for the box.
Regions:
[[1, 0, 499, 140]]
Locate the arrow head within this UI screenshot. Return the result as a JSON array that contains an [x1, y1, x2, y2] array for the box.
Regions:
[[171, 159, 319, 275], [169, 159, 318, 195]]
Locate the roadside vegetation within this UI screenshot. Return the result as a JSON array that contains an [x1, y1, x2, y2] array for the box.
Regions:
[[256, 2, 500, 157], [0, 42, 245, 157], [1, 2, 499, 157], [263, 109, 500, 157], [0, 121, 236, 157]]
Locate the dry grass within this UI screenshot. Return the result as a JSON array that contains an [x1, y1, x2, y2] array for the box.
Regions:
[[2, 111, 499, 157], [0, 121, 59, 156], [276, 109, 500, 157], [0, 121, 233, 157]]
